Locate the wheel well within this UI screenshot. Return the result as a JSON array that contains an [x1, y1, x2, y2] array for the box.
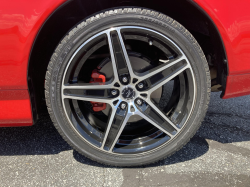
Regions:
[[28, 0, 227, 123]]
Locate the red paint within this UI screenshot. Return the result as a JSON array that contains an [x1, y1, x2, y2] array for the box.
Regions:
[[194, 0, 250, 98], [1, 0, 250, 126], [90, 69, 107, 112], [0, 90, 32, 127], [0, 0, 66, 126], [223, 74, 250, 99], [0, 0, 66, 90], [90, 69, 106, 84]]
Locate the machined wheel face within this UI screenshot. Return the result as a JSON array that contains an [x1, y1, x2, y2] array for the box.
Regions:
[[61, 26, 196, 155], [46, 8, 210, 166]]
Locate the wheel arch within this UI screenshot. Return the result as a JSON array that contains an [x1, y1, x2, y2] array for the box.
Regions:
[[28, 0, 227, 123]]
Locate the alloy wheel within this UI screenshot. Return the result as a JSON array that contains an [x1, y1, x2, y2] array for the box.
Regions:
[[61, 26, 196, 155]]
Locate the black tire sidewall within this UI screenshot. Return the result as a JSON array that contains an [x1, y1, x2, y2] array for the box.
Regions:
[[48, 10, 210, 166]]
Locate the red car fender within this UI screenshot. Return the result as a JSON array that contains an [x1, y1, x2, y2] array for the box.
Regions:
[[0, 0, 66, 126], [194, 0, 250, 98]]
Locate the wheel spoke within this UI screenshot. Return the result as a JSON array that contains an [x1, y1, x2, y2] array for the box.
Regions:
[[63, 94, 114, 103], [63, 83, 114, 90], [101, 103, 129, 151], [106, 29, 135, 83], [138, 56, 184, 78], [146, 100, 179, 131], [136, 101, 177, 137], [116, 30, 137, 78], [62, 82, 117, 103], [100, 108, 117, 149], [141, 58, 189, 94]]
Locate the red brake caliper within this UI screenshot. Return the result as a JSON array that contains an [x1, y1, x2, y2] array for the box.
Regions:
[[89, 69, 106, 112]]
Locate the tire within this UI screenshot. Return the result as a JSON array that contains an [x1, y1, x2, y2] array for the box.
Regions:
[[45, 7, 210, 166]]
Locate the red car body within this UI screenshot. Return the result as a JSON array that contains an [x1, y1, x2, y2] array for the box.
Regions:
[[0, 0, 250, 127]]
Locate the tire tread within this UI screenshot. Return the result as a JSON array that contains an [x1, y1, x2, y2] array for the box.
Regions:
[[45, 8, 211, 166]]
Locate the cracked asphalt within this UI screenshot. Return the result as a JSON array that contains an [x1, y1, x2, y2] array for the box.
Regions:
[[0, 92, 250, 186]]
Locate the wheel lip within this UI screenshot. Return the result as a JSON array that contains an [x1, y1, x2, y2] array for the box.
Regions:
[[60, 26, 197, 156]]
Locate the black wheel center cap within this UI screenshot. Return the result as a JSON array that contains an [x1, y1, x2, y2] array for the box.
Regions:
[[122, 87, 135, 100]]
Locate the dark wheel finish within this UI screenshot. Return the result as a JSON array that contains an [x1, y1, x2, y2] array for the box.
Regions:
[[45, 8, 210, 166]]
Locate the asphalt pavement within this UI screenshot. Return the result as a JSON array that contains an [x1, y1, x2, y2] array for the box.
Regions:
[[0, 92, 250, 187]]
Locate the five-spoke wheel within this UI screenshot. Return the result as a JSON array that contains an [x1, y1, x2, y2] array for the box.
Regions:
[[46, 8, 210, 166]]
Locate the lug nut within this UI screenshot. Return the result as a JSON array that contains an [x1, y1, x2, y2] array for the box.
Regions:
[[138, 83, 144, 89], [122, 77, 128, 83], [121, 103, 127, 109], [111, 90, 117, 96], [136, 99, 142, 105], [149, 40, 153, 46]]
